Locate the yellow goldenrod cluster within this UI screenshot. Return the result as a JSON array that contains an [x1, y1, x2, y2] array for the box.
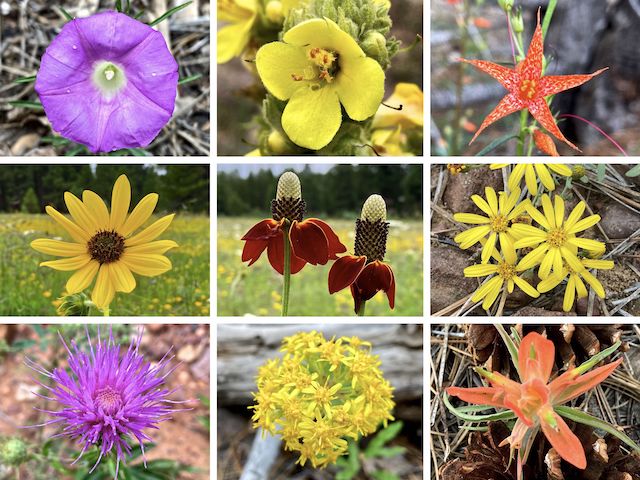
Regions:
[[249, 331, 395, 468], [453, 164, 613, 312]]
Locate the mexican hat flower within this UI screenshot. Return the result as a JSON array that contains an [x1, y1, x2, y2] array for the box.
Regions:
[[447, 332, 623, 469], [537, 256, 614, 311], [512, 194, 605, 279], [241, 171, 346, 275], [464, 245, 539, 311], [26, 327, 187, 478], [453, 187, 529, 263], [490, 163, 572, 195], [256, 17, 385, 150], [461, 10, 607, 150], [328, 195, 395, 314], [31, 174, 177, 314], [217, 0, 257, 63], [35, 11, 178, 153]]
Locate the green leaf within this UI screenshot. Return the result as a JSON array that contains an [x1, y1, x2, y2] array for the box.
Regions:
[[178, 74, 203, 85], [555, 405, 640, 452], [15, 75, 37, 84], [626, 165, 640, 177], [573, 341, 621, 375], [541, 0, 557, 37], [443, 392, 517, 422], [336, 441, 361, 480], [134, 10, 145, 20], [365, 421, 403, 457], [148, 1, 192, 27], [9, 100, 44, 110], [475, 133, 519, 156], [116, 0, 122, 12], [374, 446, 406, 458], [495, 324, 520, 377], [597, 163, 606, 182], [59, 7, 73, 21], [371, 470, 401, 480]]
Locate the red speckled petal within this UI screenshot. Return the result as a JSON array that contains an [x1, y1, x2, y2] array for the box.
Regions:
[[528, 98, 580, 151], [470, 93, 526, 144], [518, 9, 544, 81], [533, 130, 559, 156], [537, 68, 608, 98], [460, 58, 518, 90]]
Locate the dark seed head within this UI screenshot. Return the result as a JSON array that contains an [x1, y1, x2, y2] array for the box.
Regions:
[[354, 219, 389, 262], [88, 230, 125, 264], [272, 197, 306, 222]]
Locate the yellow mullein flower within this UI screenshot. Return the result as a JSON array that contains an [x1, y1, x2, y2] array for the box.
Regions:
[[372, 82, 423, 130], [491, 163, 573, 195], [31, 175, 177, 313], [371, 125, 412, 156], [464, 245, 540, 311], [537, 257, 614, 312], [454, 187, 528, 263], [512, 194, 605, 280], [256, 18, 385, 150], [217, 0, 257, 63]]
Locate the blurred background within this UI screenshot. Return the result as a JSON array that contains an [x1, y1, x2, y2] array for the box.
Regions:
[[0, 0, 210, 156], [432, 0, 640, 155], [0, 324, 210, 480], [217, 0, 424, 156], [0, 165, 210, 316], [217, 164, 423, 316], [217, 324, 423, 480]]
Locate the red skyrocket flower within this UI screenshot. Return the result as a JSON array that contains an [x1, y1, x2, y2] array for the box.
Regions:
[[461, 9, 607, 151]]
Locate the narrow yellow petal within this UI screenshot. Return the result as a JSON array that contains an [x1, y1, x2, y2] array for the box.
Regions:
[[125, 214, 175, 247], [513, 275, 540, 298], [525, 165, 538, 195], [499, 232, 516, 264], [524, 203, 551, 230], [82, 190, 110, 230], [40, 254, 91, 271], [541, 195, 556, 228], [537, 272, 565, 293], [581, 270, 606, 298], [560, 246, 585, 273], [516, 243, 548, 271], [109, 262, 137, 293], [110, 175, 131, 231], [538, 249, 555, 279], [66, 260, 100, 293], [453, 213, 490, 224], [481, 232, 496, 263], [547, 164, 573, 176], [574, 274, 588, 298], [482, 278, 503, 310], [485, 187, 498, 215], [120, 253, 172, 277], [535, 164, 556, 191], [553, 195, 565, 227], [45, 206, 90, 243], [508, 165, 525, 192], [31, 239, 87, 257], [120, 193, 159, 237], [552, 247, 563, 278], [64, 192, 97, 235], [471, 194, 493, 217], [567, 237, 605, 252], [563, 275, 576, 312], [92, 264, 115, 309], [567, 215, 601, 235], [564, 201, 586, 232], [125, 240, 179, 255], [472, 276, 502, 303], [464, 264, 499, 277], [582, 259, 614, 270]]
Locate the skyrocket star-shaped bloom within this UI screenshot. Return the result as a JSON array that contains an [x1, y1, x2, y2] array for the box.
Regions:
[[461, 10, 607, 150]]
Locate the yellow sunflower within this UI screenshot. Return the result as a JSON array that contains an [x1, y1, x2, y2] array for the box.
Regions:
[[490, 163, 572, 195], [31, 174, 177, 314]]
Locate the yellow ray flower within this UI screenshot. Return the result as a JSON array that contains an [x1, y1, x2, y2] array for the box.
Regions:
[[512, 194, 605, 280], [217, 0, 257, 64], [256, 17, 385, 150], [491, 163, 572, 195], [31, 175, 178, 313]]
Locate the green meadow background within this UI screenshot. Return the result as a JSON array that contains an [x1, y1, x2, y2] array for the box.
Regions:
[[0, 165, 210, 316], [217, 165, 423, 316]]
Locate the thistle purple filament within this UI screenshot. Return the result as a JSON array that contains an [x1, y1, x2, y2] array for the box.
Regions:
[[26, 328, 183, 478], [35, 11, 179, 153]]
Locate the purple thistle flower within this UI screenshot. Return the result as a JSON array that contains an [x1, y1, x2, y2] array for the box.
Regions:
[[35, 11, 179, 153], [26, 327, 186, 478]]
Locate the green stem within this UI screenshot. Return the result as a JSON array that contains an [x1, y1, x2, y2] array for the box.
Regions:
[[282, 223, 291, 316], [357, 301, 367, 316], [516, 110, 529, 156], [103, 306, 110, 317]]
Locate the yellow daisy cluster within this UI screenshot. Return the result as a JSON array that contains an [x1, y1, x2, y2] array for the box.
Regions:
[[249, 331, 395, 468], [453, 165, 613, 312]]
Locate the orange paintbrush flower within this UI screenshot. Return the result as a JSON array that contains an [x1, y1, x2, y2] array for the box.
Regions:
[[460, 10, 607, 151], [447, 332, 622, 469]]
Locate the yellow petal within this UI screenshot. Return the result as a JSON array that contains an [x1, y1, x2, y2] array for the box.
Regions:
[[563, 275, 576, 312], [64, 192, 97, 235], [484, 187, 498, 215], [499, 232, 516, 264], [120, 193, 159, 237], [567, 237, 605, 252], [470, 194, 494, 217], [109, 262, 136, 293], [472, 275, 502, 303], [513, 275, 540, 298], [482, 278, 503, 310], [45, 206, 90, 243], [564, 201, 586, 232], [567, 215, 601, 235], [535, 164, 556, 191], [541, 195, 556, 228], [553, 195, 565, 227], [110, 175, 131, 231], [538, 249, 555, 279], [125, 240, 179, 255], [516, 243, 548, 271], [560, 246, 585, 273], [40, 254, 91, 271], [574, 274, 588, 298], [547, 164, 572, 176], [66, 260, 100, 293], [283, 18, 364, 59], [464, 264, 498, 277], [217, 16, 254, 64], [31, 239, 87, 257], [455, 225, 491, 249], [121, 253, 172, 277], [524, 165, 538, 195], [582, 259, 614, 270], [125, 214, 175, 247], [92, 264, 115, 309], [481, 232, 497, 263], [453, 213, 490, 224], [537, 272, 565, 293], [336, 56, 385, 121], [255, 41, 310, 101], [581, 270, 605, 298], [508, 164, 525, 192], [82, 190, 110, 230]]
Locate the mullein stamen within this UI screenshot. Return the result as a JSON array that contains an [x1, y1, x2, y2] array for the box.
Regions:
[[354, 194, 389, 262], [272, 171, 306, 222]]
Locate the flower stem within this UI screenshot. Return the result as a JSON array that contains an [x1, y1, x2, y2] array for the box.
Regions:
[[281, 223, 291, 316], [357, 301, 367, 316], [103, 306, 110, 317]]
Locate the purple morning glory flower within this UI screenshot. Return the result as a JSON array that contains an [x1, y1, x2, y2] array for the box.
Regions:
[[26, 327, 186, 478], [35, 11, 179, 153]]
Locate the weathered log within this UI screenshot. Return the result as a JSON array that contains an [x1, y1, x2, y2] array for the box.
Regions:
[[217, 324, 423, 406]]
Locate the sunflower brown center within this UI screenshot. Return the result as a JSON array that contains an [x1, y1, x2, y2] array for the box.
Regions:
[[490, 214, 509, 233], [272, 197, 306, 222], [88, 230, 125, 264], [354, 219, 389, 262], [547, 228, 567, 248], [95, 386, 122, 415]]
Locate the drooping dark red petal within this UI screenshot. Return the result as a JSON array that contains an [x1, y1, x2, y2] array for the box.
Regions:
[[267, 230, 306, 275], [241, 219, 282, 241], [354, 261, 393, 303], [289, 220, 330, 265], [306, 218, 347, 259], [384, 263, 396, 309], [350, 283, 362, 314], [328, 255, 367, 294], [242, 239, 268, 266]]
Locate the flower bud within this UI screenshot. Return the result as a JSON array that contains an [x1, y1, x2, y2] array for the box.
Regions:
[[498, 0, 513, 11], [57, 292, 92, 316], [512, 10, 524, 33], [0, 438, 29, 466], [572, 165, 587, 180], [265, 1, 284, 23], [267, 130, 290, 154], [361, 31, 388, 67]]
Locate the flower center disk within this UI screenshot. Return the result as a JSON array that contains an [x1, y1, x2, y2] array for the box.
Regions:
[[88, 230, 125, 263], [519, 78, 537, 101], [95, 386, 123, 415], [547, 228, 568, 248], [498, 262, 516, 280], [291, 47, 340, 86], [490, 214, 509, 233]]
